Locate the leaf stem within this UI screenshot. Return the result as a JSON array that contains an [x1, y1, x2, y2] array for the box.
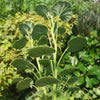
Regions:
[[57, 47, 68, 67]]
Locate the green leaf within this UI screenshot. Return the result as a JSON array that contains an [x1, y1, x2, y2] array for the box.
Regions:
[[59, 67, 77, 76], [73, 71, 80, 77], [78, 63, 86, 74], [35, 5, 49, 20], [11, 58, 34, 72], [13, 37, 28, 49], [58, 26, 66, 34], [87, 70, 100, 78], [57, 96, 67, 100], [77, 77, 84, 86], [67, 76, 78, 85], [11, 77, 23, 84], [16, 78, 32, 91], [25, 21, 34, 30], [68, 87, 80, 92], [37, 35, 48, 45], [39, 59, 51, 74], [94, 88, 100, 96], [19, 23, 30, 35], [90, 78, 99, 85], [32, 24, 48, 40], [68, 36, 87, 52], [86, 76, 92, 88], [28, 46, 55, 57], [35, 77, 60, 87], [71, 56, 78, 66], [52, 1, 72, 22]]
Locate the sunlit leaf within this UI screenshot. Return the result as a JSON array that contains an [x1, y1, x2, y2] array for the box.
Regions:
[[35, 5, 49, 20], [71, 56, 78, 66], [52, 1, 72, 22], [19, 23, 30, 35], [25, 21, 34, 30], [86, 76, 92, 88]]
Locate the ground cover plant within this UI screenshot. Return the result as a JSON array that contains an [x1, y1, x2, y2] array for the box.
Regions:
[[9, 1, 88, 100]]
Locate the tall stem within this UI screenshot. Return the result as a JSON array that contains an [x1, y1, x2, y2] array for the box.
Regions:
[[50, 18, 58, 100]]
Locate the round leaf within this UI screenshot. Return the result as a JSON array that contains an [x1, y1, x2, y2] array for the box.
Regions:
[[58, 26, 66, 34], [16, 78, 32, 91], [35, 77, 60, 87], [28, 46, 55, 57], [13, 37, 28, 49], [37, 35, 48, 45], [11, 58, 34, 72], [39, 59, 51, 74], [52, 1, 72, 22], [35, 5, 49, 20], [68, 36, 87, 52], [32, 24, 48, 40], [19, 23, 30, 35]]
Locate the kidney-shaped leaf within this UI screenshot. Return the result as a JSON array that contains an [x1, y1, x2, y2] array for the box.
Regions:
[[35, 77, 60, 87], [19, 23, 30, 35], [68, 36, 87, 52], [16, 78, 32, 91], [39, 59, 51, 67], [58, 26, 66, 34], [52, 1, 72, 22], [11, 58, 34, 72], [13, 37, 28, 49], [35, 5, 49, 20], [59, 67, 77, 76], [37, 35, 48, 45], [32, 24, 48, 40], [28, 46, 55, 57], [39, 59, 51, 74]]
